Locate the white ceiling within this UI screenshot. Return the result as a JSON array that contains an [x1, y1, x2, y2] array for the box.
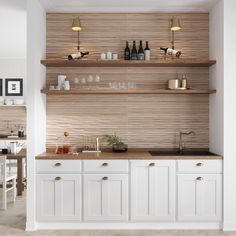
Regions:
[[40, 0, 218, 13], [0, 0, 26, 59]]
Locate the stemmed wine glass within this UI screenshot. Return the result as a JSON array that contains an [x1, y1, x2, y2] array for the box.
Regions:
[[81, 78, 87, 89], [87, 75, 93, 90], [94, 75, 100, 89], [74, 77, 80, 89]]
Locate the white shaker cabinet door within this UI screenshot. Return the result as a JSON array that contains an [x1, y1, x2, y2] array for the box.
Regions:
[[177, 174, 222, 221], [36, 174, 81, 221], [83, 174, 128, 221], [131, 160, 176, 221]]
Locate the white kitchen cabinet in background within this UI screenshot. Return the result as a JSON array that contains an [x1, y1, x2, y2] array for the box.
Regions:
[[36, 174, 81, 221], [130, 160, 175, 221], [177, 174, 222, 222], [83, 174, 129, 221]]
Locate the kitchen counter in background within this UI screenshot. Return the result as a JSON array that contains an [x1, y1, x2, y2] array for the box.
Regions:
[[36, 150, 223, 160]]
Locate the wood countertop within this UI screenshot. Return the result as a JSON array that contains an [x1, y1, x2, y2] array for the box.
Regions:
[[36, 150, 223, 160], [0, 149, 26, 159]]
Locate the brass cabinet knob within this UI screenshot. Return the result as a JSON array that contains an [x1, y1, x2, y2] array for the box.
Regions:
[[55, 176, 61, 181], [102, 163, 108, 166], [196, 177, 203, 181], [196, 163, 203, 167], [102, 176, 108, 180], [55, 163, 62, 167], [149, 163, 155, 167]]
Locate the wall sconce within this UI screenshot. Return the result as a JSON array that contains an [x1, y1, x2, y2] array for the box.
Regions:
[[72, 17, 82, 51], [170, 17, 181, 49]]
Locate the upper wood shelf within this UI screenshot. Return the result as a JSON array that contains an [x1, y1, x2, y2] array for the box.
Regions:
[[40, 59, 216, 68], [41, 89, 216, 95], [0, 105, 26, 107]]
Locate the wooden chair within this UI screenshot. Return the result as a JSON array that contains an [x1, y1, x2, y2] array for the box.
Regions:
[[0, 156, 16, 210]]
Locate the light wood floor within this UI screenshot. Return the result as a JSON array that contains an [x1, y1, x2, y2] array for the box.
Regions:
[[1, 192, 236, 236]]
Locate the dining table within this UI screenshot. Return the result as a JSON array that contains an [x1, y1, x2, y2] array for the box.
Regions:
[[0, 149, 26, 196]]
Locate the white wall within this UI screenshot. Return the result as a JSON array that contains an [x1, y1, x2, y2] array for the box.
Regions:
[[26, 0, 46, 231], [209, 0, 224, 155], [0, 59, 26, 100], [223, 0, 236, 231], [210, 0, 236, 230], [0, 0, 26, 59]]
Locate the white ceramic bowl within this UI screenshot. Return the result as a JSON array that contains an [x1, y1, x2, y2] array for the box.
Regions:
[[5, 99, 13, 106], [13, 99, 24, 105]]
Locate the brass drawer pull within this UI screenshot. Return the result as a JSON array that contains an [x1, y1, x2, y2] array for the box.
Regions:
[[196, 163, 203, 167], [55, 163, 62, 167], [102, 176, 108, 180], [149, 163, 155, 167], [55, 176, 61, 181], [196, 177, 203, 181], [102, 163, 108, 166]]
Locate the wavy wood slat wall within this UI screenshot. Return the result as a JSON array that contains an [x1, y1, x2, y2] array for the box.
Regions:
[[46, 13, 210, 149], [46, 13, 209, 60]]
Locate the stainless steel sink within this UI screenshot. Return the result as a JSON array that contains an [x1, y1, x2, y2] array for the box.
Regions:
[[149, 150, 215, 156]]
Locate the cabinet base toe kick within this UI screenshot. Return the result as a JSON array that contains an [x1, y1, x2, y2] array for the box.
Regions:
[[34, 222, 222, 230]]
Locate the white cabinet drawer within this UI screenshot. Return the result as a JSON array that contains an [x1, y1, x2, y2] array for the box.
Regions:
[[83, 160, 129, 173], [36, 160, 81, 173], [177, 160, 222, 173]]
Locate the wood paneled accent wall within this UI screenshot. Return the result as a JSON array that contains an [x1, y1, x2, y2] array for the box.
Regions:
[[46, 13, 209, 60], [0, 107, 26, 135], [45, 13, 210, 149]]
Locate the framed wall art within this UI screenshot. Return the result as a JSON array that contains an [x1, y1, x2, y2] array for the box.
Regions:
[[5, 78, 23, 96], [0, 79, 2, 96]]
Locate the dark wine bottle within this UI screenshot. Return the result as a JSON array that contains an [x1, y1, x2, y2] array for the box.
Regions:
[[138, 40, 145, 60], [124, 41, 130, 60], [160, 47, 168, 54], [131, 41, 138, 60], [144, 41, 150, 60], [160, 47, 181, 58], [68, 51, 89, 60]]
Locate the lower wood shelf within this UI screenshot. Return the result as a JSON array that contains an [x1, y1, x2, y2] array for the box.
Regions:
[[41, 89, 216, 95]]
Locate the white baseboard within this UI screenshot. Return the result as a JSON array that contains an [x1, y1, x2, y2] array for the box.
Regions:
[[35, 222, 222, 230], [25, 221, 37, 231]]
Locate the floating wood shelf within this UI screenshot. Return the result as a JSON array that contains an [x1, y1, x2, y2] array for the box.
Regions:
[[0, 105, 26, 107], [41, 89, 216, 95], [40, 59, 216, 68], [0, 136, 27, 141]]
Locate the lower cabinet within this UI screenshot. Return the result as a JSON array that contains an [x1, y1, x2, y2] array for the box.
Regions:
[[83, 174, 129, 221], [36, 159, 223, 225], [36, 174, 81, 221], [130, 160, 176, 221], [177, 174, 222, 221]]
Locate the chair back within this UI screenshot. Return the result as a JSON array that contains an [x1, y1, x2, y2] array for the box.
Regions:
[[0, 156, 7, 181]]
